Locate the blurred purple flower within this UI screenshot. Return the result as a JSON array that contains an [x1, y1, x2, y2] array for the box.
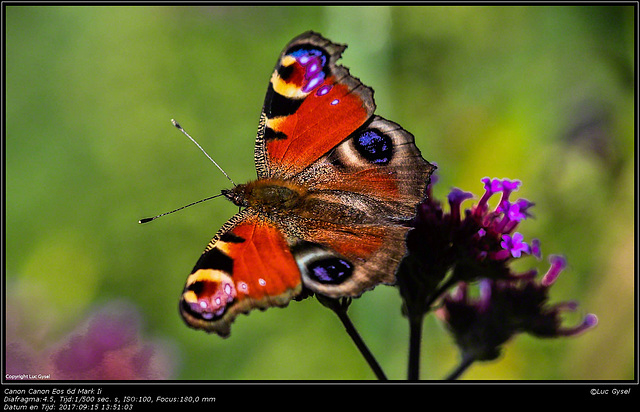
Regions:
[[5, 299, 178, 380], [439, 255, 598, 362], [50, 301, 178, 380]]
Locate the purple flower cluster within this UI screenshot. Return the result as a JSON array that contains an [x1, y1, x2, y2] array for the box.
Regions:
[[396, 176, 597, 368], [439, 255, 598, 362], [449, 177, 540, 264]]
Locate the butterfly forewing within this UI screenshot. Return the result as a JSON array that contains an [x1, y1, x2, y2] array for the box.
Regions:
[[255, 31, 375, 180], [180, 210, 302, 337]]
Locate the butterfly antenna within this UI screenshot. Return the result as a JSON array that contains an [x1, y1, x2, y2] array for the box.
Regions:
[[139, 193, 224, 224], [171, 119, 236, 186]]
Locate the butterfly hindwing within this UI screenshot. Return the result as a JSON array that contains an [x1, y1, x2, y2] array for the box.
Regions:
[[295, 115, 434, 214], [280, 116, 435, 298]]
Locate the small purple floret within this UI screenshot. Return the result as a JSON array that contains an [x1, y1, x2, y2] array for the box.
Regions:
[[482, 177, 503, 194], [448, 188, 473, 222], [501, 178, 521, 193], [501, 232, 529, 258], [542, 255, 567, 286], [515, 198, 535, 217], [558, 313, 599, 336], [530, 238, 541, 259], [448, 188, 473, 207]]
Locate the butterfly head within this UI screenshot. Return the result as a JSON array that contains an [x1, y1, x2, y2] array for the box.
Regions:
[[221, 186, 248, 208]]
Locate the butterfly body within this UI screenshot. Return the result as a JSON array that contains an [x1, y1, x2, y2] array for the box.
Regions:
[[179, 32, 435, 337], [222, 179, 307, 212]]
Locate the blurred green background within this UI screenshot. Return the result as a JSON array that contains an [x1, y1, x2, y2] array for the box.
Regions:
[[5, 5, 634, 380]]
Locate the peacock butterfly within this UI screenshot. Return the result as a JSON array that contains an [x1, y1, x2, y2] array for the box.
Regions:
[[178, 31, 435, 337]]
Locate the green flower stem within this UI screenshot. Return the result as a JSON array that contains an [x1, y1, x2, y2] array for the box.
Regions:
[[445, 353, 476, 380], [406, 276, 457, 380], [425, 275, 458, 309], [408, 313, 425, 380], [322, 296, 388, 380]]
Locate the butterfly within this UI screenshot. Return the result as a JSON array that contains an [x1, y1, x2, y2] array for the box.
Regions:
[[179, 31, 435, 337]]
